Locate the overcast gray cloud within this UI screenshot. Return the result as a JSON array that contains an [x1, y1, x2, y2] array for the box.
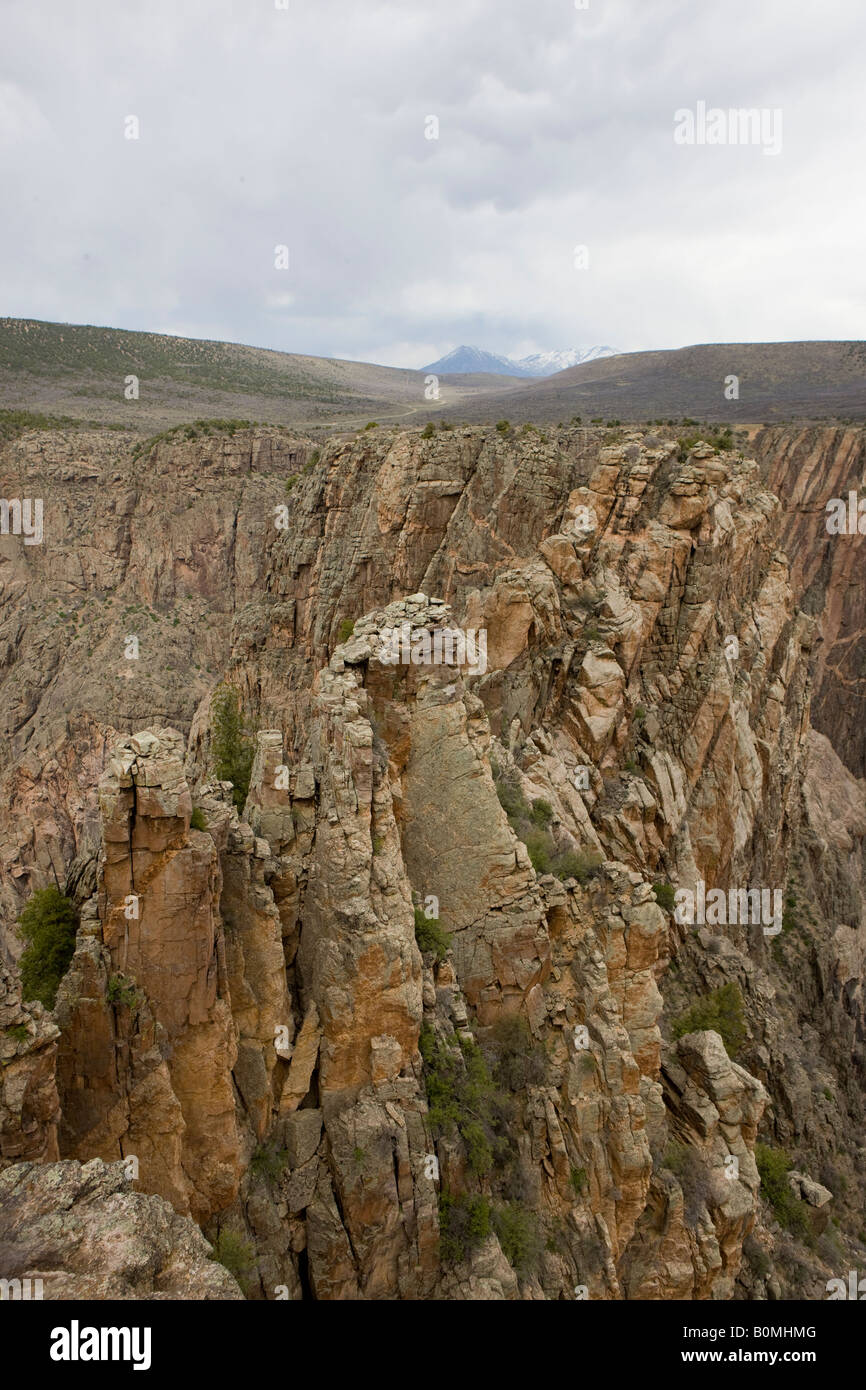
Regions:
[[1, 0, 863, 367]]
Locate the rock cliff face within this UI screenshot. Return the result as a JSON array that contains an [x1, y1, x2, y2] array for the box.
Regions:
[[0, 957, 60, 1168], [750, 425, 866, 777], [0, 1159, 242, 1299], [1, 420, 864, 1299]]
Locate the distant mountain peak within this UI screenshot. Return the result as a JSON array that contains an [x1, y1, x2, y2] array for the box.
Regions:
[[420, 345, 533, 377], [420, 344, 620, 378]]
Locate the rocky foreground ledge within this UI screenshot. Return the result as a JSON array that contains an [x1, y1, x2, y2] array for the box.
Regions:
[[0, 1159, 242, 1299]]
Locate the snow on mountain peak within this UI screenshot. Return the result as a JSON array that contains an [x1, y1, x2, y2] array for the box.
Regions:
[[419, 344, 620, 378]]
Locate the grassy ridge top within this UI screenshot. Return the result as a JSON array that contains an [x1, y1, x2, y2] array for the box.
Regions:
[[0, 318, 355, 400], [0, 318, 503, 433], [2, 320, 863, 432]]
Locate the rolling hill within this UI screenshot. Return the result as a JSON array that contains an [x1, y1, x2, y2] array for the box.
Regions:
[[0, 319, 517, 433], [435, 341, 866, 424], [1, 322, 862, 434]]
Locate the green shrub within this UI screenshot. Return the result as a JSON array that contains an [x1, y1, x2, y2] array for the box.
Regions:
[[6, 1024, 30, 1044], [754, 1143, 810, 1236], [672, 982, 747, 1059], [653, 881, 676, 912], [107, 973, 141, 1010], [662, 1140, 711, 1225], [530, 798, 554, 829], [250, 1144, 288, 1183], [284, 474, 298, 493], [552, 847, 603, 884], [414, 906, 452, 961], [211, 684, 254, 811], [438, 1192, 490, 1263], [495, 420, 510, 434], [0, 407, 84, 445], [676, 425, 735, 463], [570, 1165, 588, 1195], [487, 1015, 549, 1091], [524, 828, 552, 874], [576, 1050, 596, 1085], [493, 766, 530, 822], [743, 1233, 771, 1278], [421, 423, 435, 438], [782, 895, 800, 933], [663, 1140, 688, 1176], [190, 807, 207, 831], [363, 421, 378, 430], [336, 617, 355, 643], [419, 1026, 507, 1177], [493, 766, 600, 883], [17, 887, 78, 1008], [493, 1202, 542, 1273], [209, 1229, 256, 1286]]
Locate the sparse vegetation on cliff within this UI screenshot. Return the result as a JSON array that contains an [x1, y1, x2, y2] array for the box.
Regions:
[[209, 1229, 256, 1290], [107, 973, 142, 1011], [16, 887, 79, 1008], [211, 684, 255, 811], [487, 1015, 548, 1091], [2, 406, 865, 1305], [419, 1025, 508, 1177], [250, 1143, 289, 1183], [653, 880, 676, 912], [492, 1201, 542, 1273], [755, 1143, 810, 1237], [492, 764, 602, 883], [413, 906, 451, 961], [438, 1192, 490, 1263], [676, 425, 734, 461], [672, 982, 747, 1059]]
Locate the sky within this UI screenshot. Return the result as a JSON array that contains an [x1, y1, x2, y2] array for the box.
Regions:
[[1, 0, 864, 368]]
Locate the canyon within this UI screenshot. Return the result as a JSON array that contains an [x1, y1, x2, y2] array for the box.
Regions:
[[0, 417, 864, 1300]]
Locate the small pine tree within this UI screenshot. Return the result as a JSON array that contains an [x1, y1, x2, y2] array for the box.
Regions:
[[211, 684, 254, 812], [17, 886, 78, 1008]]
